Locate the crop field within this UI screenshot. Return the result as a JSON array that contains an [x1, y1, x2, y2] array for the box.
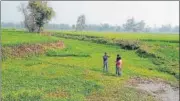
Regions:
[[2, 29, 59, 47], [1, 29, 179, 101], [52, 31, 179, 42]]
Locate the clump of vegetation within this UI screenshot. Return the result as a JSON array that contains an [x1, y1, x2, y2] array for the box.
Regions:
[[136, 48, 157, 58], [114, 39, 140, 50], [53, 32, 140, 50], [2, 41, 65, 60], [46, 49, 90, 57]]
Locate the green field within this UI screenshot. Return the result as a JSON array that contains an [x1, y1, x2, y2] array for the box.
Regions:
[[1, 29, 179, 101], [1, 29, 59, 47], [52, 30, 179, 42]]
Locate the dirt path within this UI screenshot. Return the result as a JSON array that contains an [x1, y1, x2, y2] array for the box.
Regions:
[[128, 77, 179, 101]]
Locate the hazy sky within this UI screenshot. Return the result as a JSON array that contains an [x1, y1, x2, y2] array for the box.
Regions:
[[1, 1, 179, 27]]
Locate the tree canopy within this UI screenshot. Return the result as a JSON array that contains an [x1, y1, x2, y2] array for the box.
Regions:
[[18, 1, 55, 33], [76, 15, 86, 31]]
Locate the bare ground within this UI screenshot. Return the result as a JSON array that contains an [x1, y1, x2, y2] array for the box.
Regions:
[[127, 77, 179, 101]]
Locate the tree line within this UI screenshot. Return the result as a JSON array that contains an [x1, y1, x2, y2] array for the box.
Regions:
[[1, 1, 179, 33], [2, 21, 179, 33]]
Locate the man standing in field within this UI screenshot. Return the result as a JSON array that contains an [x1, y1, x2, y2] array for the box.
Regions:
[[103, 52, 110, 72], [116, 54, 122, 76]]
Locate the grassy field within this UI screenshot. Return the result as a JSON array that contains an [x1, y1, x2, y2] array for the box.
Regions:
[[2, 29, 59, 47], [53, 31, 179, 79], [1, 29, 179, 101]]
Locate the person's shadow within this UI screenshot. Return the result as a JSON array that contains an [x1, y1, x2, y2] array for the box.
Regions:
[[103, 72, 116, 77], [90, 68, 116, 77]]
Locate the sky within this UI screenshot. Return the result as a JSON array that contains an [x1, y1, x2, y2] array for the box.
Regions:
[[1, 1, 179, 27]]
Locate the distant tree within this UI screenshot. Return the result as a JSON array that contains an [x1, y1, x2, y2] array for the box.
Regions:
[[159, 24, 172, 32], [144, 25, 151, 32], [72, 24, 76, 30], [123, 17, 135, 32], [18, 1, 55, 33], [18, 3, 36, 32], [28, 1, 55, 32], [100, 23, 111, 31], [76, 15, 86, 31], [115, 25, 121, 32], [151, 24, 159, 32], [135, 20, 145, 32], [122, 18, 146, 32], [172, 26, 179, 32]]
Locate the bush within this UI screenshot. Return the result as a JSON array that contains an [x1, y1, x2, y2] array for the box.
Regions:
[[117, 40, 140, 50], [136, 48, 156, 58], [46, 49, 90, 57]]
